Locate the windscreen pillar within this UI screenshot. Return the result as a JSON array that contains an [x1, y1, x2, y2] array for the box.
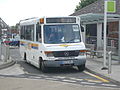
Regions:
[[97, 23, 102, 50], [81, 25, 86, 43]]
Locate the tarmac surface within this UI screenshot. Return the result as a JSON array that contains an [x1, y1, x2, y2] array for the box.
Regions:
[[0, 53, 120, 90], [0, 77, 119, 90], [0, 55, 120, 83]]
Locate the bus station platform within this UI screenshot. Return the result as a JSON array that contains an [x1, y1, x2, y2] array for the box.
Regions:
[[86, 56, 120, 83]]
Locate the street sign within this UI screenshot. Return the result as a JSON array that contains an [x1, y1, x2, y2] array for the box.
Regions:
[[107, 1, 116, 13]]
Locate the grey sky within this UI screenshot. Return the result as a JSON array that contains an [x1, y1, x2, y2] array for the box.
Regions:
[[0, 0, 80, 26]]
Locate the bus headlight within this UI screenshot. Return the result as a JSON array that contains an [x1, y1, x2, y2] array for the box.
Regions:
[[79, 50, 86, 56], [44, 51, 54, 57]]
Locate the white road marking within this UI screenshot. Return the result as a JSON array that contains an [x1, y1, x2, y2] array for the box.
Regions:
[[85, 79, 102, 83], [53, 76, 66, 79], [102, 84, 117, 87], [32, 76, 42, 79], [28, 76, 37, 78], [45, 78, 58, 81], [81, 82, 96, 85], [40, 75, 49, 78], [62, 79, 77, 83], [37, 74, 47, 77], [69, 77, 83, 81]]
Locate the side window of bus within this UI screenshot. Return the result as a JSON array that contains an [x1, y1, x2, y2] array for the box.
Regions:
[[36, 23, 41, 42], [30, 25, 34, 41], [20, 26, 25, 39], [24, 25, 34, 41]]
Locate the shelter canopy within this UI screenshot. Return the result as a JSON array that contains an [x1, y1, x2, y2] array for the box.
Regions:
[[79, 13, 120, 24]]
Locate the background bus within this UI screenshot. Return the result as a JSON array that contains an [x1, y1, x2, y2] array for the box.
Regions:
[[19, 17, 86, 72]]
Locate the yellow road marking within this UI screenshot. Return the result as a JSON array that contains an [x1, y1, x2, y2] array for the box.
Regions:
[[84, 71, 109, 83]]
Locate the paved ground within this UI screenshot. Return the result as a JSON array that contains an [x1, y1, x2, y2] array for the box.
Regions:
[[0, 46, 120, 89], [86, 56, 120, 83], [0, 77, 119, 90]]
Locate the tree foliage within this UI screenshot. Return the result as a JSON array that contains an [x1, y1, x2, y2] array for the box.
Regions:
[[75, 0, 98, 12]]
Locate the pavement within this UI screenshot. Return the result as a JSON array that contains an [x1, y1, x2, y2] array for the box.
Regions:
[[86, 55, 120, 83], [0, 54, 120, 84], [0, 58, 15, 70]]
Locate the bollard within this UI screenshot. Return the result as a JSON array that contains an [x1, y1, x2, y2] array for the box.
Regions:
[[5, 45, 8, 62], [108, 51, 112, 74], [7, 45, 10, 60], [0, 42, 3, 60], [5, 45, 10, 62], [0, 41, 1, 60]]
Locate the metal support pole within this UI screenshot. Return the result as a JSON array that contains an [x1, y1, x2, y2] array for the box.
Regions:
[[118, 20, 120, 62], [108, 51, 112, 74], [102, 0, 108, 70], [97, 23, 102, 50], [0, 21, 2, 60]]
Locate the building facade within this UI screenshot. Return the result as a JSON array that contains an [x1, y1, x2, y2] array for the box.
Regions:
[[71, 0, 120, 54], [0, 18, 9, 39]]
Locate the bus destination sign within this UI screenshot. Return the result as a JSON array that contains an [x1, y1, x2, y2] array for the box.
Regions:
[[46, 17, 76, 23]]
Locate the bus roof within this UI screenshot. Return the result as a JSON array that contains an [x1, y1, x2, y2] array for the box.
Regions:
[[19, 16, 79, 25]]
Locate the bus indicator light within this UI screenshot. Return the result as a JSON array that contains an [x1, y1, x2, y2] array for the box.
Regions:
[[40, 18, 44, 24]]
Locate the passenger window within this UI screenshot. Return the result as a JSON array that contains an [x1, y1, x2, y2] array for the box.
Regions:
[[20, 25, 34, 41], [20, 26, 25, 39]]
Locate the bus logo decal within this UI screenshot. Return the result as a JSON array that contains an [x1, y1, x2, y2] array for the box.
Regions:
[[59, 44, 71, 47], [64, 51, 69, 57]]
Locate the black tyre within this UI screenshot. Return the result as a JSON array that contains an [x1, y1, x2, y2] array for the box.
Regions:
[[24, 53, 27, 62], [39, 58, 47, 73], [77, 64, 85, 71]]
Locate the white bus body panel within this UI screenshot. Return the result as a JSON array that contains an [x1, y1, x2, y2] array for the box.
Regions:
[[20, 40, 86, 68]]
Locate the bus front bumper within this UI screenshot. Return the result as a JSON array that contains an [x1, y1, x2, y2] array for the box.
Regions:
[[43, 59, 86, 67]]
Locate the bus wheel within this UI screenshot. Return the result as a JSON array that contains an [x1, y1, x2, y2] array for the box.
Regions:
[[77, 64, 85, 71], [24, 53, 27, 62], [39, 58, 47, 73]]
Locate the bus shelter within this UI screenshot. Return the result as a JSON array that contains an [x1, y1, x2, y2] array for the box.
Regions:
[[79, 13, 120, 58]]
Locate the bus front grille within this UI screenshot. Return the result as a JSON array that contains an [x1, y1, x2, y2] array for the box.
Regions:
[[53, 50, 79, 57]]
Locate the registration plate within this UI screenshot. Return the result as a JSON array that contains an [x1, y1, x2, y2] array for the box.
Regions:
[[58, 57, 75, 60], [60, 60, 73, 64]]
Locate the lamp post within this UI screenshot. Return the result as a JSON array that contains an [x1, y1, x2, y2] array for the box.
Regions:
[[0, 27, 1, 59]]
